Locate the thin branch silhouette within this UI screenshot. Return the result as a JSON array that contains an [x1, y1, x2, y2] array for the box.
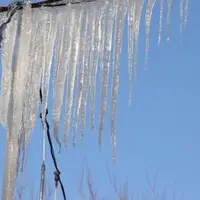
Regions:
[[0, 0, 98, 12]]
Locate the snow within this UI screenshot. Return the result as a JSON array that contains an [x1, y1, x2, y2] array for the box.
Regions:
[[0, 0, 188, 199]]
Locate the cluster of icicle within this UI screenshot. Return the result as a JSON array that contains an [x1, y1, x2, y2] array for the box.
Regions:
[[0, 0, 189, 199]]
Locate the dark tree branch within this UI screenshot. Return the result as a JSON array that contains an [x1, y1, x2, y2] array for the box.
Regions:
[[0, 0, 98, 13]]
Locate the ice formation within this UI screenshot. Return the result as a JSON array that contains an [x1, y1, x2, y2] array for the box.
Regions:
[[0, 0, 189, 199]]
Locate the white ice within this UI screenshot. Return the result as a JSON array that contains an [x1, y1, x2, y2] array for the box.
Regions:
[[0, 1, 189, 199]]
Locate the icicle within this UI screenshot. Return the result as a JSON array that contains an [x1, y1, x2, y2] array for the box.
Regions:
[[133, 0, 144, 76], [166, 0, 173, 41], [98, 4, 108, 95], [54, 186, 58, 200], [15, 3, 34, 174], [2, 13, 20, 200], [145, 0, 156, 65], [3, 4, 32, 198], [41, 9, 57, 132], [87, 7, 97, 131], [80, 6, 95, 142], [80, 57, 89, 143], [80, 10, 90, 143], [64, 9, 81, 147], [0, 14, 18, 128], [18, 3, 34, 145], [184, 0, 189, 28], [53, 13, 65, 150], [180, 0, 184, 35], [158, 0, 164, 45], [53, 9, 71, 150], [127, 0, 136, 105], [89, 7, 102, 131], [0, 2, 190, 192], [98, 3, 115, 150], [73, 10, 87, 144], [18, 114, 26, 173], [111, 1, 126, 162], [3, 134, 19, 200]]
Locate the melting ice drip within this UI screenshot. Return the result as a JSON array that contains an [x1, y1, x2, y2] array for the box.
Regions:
[[0, 0, 189, 199]]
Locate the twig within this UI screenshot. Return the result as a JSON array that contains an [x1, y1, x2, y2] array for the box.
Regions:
[[107, 166, 129, 200], [78, 168, 86, 200], [86, 166, 97, 200]]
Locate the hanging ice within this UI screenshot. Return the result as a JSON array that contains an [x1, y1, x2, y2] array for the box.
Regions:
[[2, 3, 32, 199], [158, 0, 164, 45], [111, 1, 126, 162], [64, 9, 81, 146], [0, 14, 18, 128], [0, 1, 189, 198], [41, 8, 57, 137], [80, 10, 90, 143], [166, 0, 173, 41], [180, 0, 184, 35], [127, 0, 136, 105], [184, 0, 189, 27], [73, 9, 87, 143], [88, 6, 99, 132], [53, 9, 70, 150], [98, 2, 115, 150], [145, 0, 156, 64], [133, 0, 144, 75]]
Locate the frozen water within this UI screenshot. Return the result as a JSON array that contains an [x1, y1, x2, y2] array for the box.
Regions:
[[158, 0, 164, 45], [0, 1, 189, 198], [98, 2, 115, 150], [111, 0, 126, 161], [166, 0, 173, 41], [145, 0, 156, 64]]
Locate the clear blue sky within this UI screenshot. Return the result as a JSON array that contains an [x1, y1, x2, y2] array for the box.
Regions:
[[0, 0, 200, 199]]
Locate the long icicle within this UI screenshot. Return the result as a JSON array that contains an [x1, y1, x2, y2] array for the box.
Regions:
[[98, 2, 115, 150], [145, 0, 156, 65], [2, 3, 31, 199], [184, 0, 189, 28], [3, 17, 19, 200], [0, 3, 190, 190], [111, 1, 126, 162], [89, 7, 102, 131], [80, 10, 90, 142], [180, 0, 184, 36], [73, 10, 87, 143], [64, 9, 81, 146], [133, 0, 144, 78], [158, 0, 164, 45], [166, 0, 173, 41], [53, 10, 70, 150], [127, 0, 136, 105]]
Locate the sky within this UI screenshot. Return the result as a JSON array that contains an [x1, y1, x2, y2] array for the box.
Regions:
[[0, 0, 200, 199]]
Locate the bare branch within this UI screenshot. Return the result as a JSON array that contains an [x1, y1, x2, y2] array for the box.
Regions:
[[86, 165, 98, 200], [0, 0, 98, 13], [107, 166, 129, 200], [78, 168, 86, 200]]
